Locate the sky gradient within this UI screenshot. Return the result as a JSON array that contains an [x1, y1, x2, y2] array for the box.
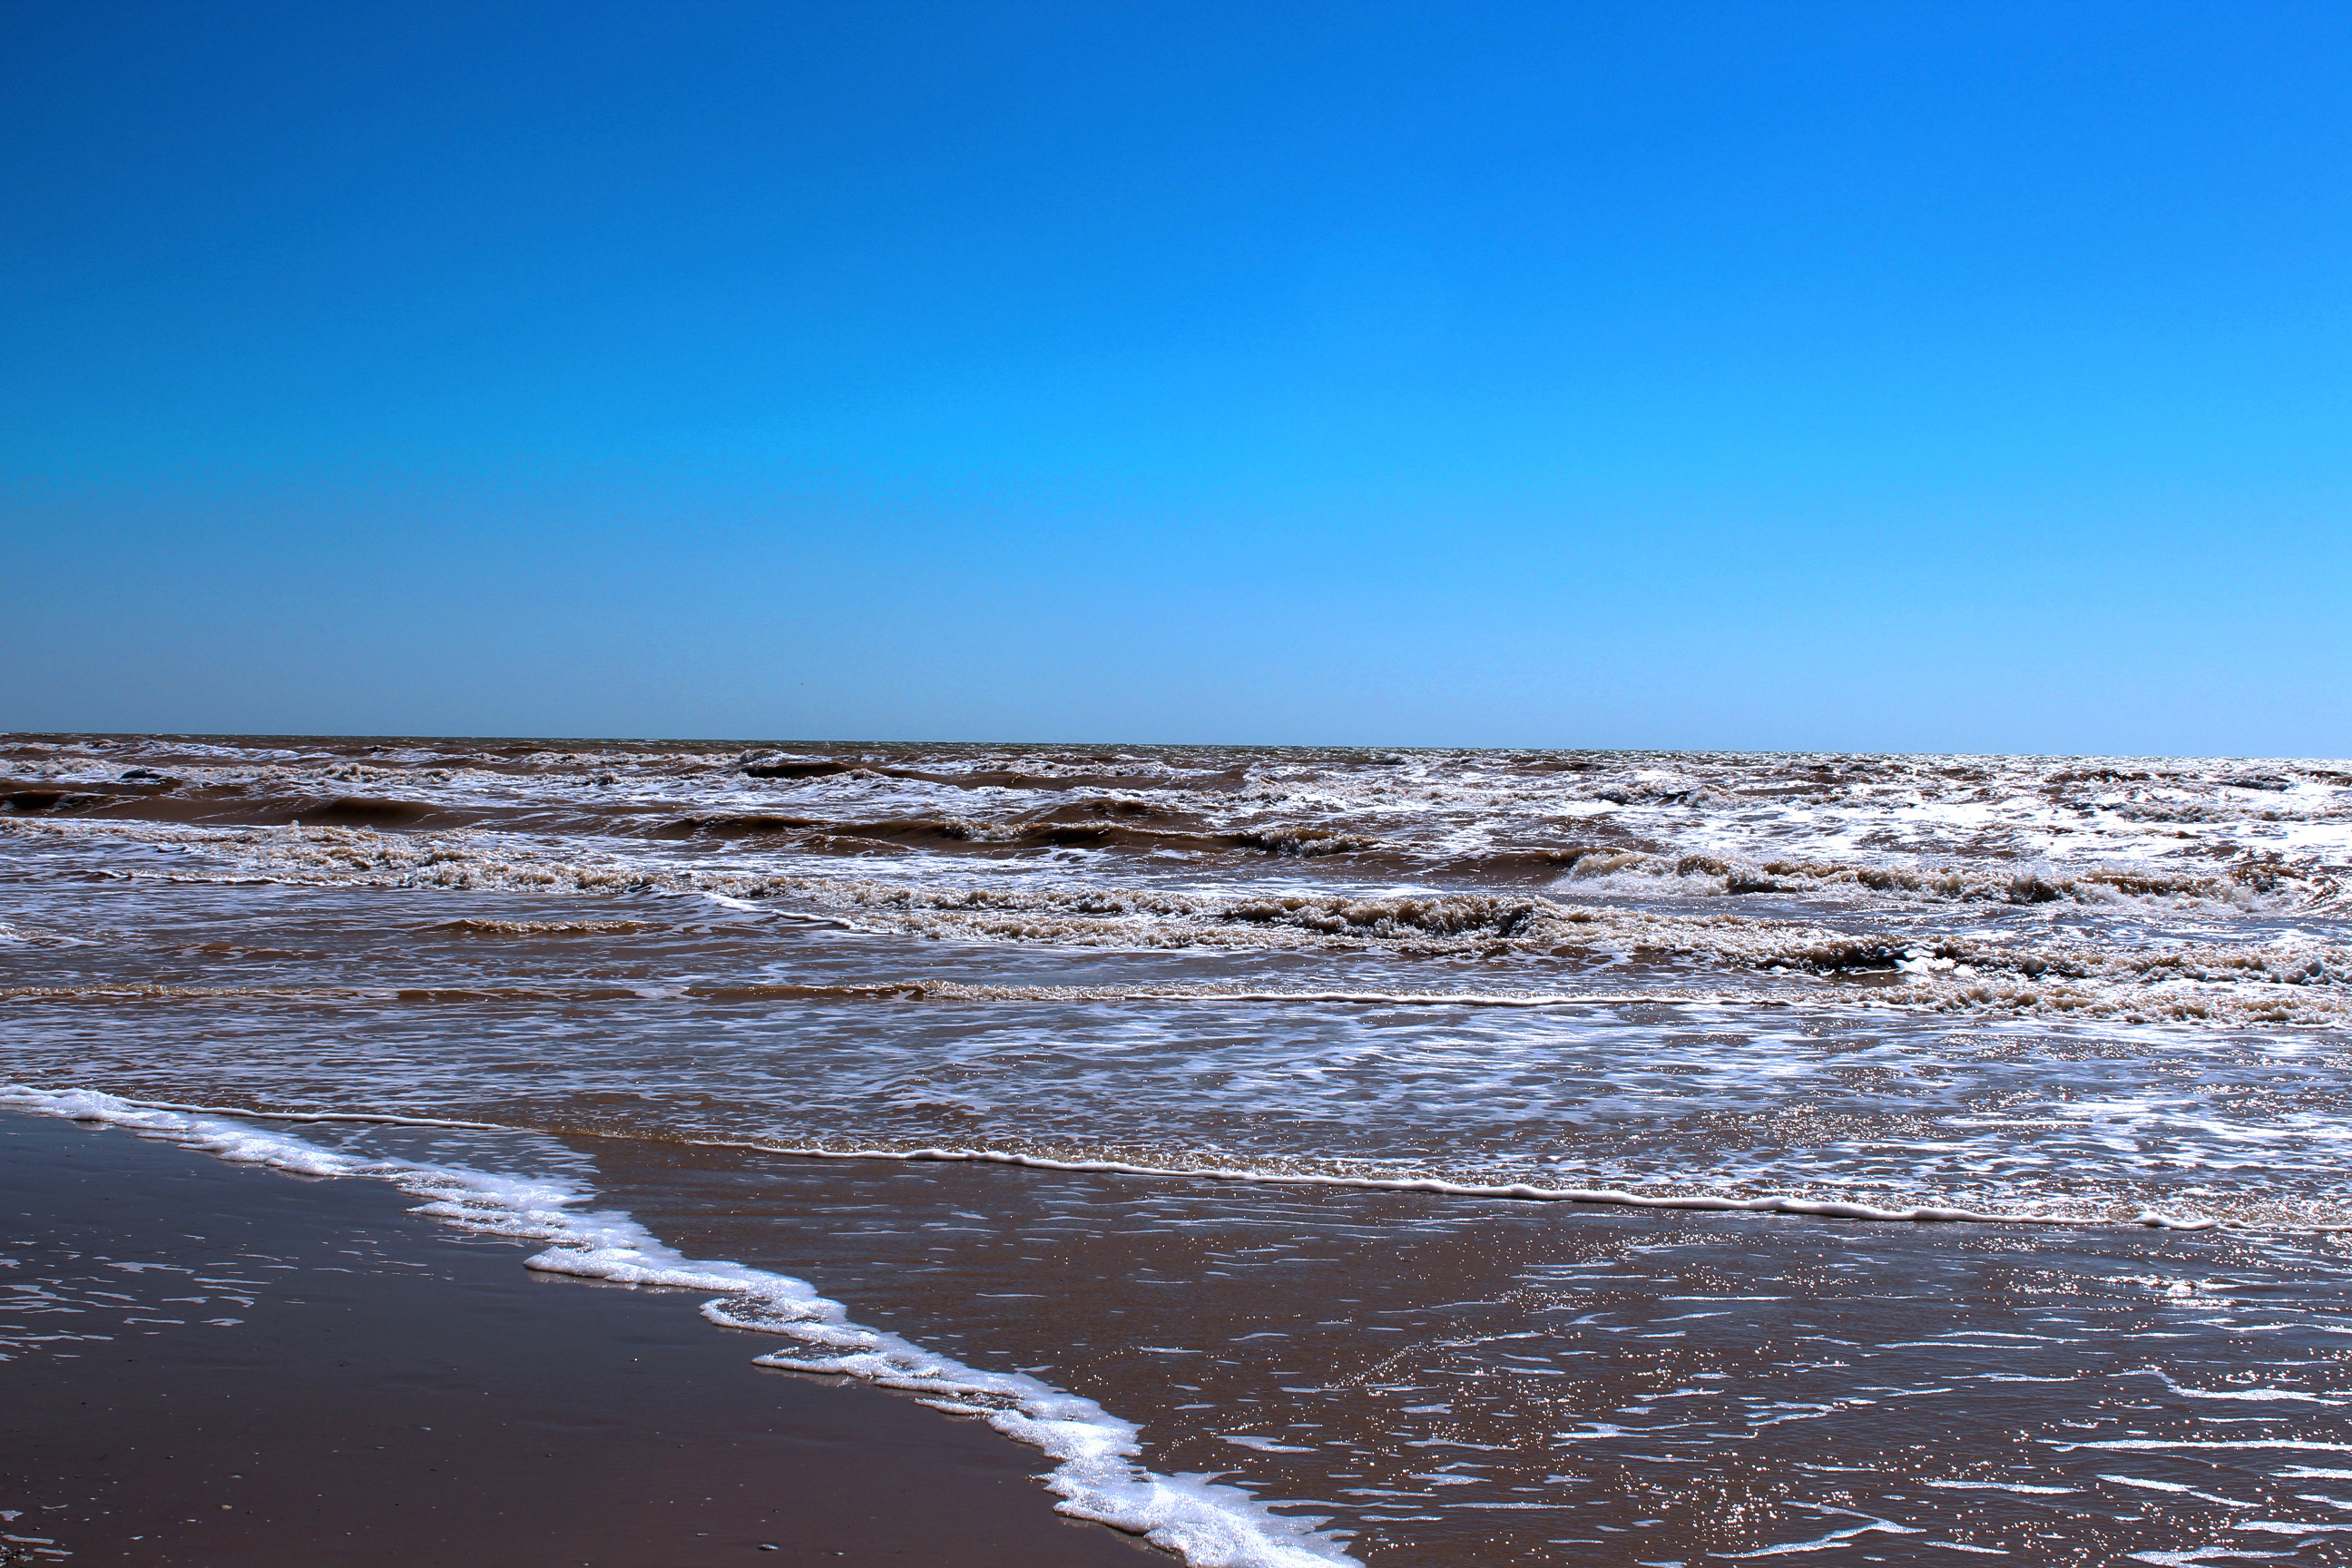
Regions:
[[5, 0, 2347, 752]]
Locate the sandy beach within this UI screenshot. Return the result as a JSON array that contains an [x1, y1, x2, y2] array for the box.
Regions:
[[1, 1111, 1156, 1566]]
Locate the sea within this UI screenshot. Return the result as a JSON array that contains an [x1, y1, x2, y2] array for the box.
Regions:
[[5, 734, 2351, 1566]]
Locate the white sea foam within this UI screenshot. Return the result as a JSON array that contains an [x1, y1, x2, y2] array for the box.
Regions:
[[0, 1086, 2228, 1232], [0, 1083, 1357, 1568], [2051, 1438, 2352, 1454], [1723, 1514, 1923, 1556], [12, 813, 2350, 1027], [2130, 1370, 2347, 1405], [11, 737, 2352, 1563], [2100, 1475, 2259, 1508], [675, 1139, 2225, 1230]]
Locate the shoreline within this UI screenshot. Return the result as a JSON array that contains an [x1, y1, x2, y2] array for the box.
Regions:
[[0, 1111, 1161, 1567]]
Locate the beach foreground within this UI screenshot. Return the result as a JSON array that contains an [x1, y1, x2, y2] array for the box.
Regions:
[[0, 1112, 1154, 1567], [7, 735, 2352, 1563]]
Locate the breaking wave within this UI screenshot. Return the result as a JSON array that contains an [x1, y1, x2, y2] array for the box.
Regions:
[[8, 817, 2349, 1027], [1552, 847, 2330, 912]]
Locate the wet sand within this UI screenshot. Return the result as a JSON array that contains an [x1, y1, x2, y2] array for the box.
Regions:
[[0, 1112, 1159, 1567]]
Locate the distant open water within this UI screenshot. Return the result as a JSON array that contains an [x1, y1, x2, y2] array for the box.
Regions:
[[5, 735, 2352, 1564]]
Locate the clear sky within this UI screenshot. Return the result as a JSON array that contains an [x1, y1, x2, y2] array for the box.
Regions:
[[4, 0, 2347, 753]]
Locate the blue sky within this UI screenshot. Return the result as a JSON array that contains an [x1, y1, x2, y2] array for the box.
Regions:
[[4, 0, 2347, 751]]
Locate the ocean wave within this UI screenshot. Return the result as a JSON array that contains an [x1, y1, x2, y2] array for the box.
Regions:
[[430, 917, 661, 936], [662, 810, 1377, 859], [8, 817, 2348, 1027], [3, 1083, 2259, 1236], [740, 751, 1250, 795], [13, 958, 2348, 1034], [0, 978, 1779, 1009], [1884, 967, 2352, 1027], [13, 742, 2349, 916], [1553, 847, 2331, 912]]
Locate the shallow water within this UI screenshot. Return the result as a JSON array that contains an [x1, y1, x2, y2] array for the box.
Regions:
[[5, 734, 2351, 1564]]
